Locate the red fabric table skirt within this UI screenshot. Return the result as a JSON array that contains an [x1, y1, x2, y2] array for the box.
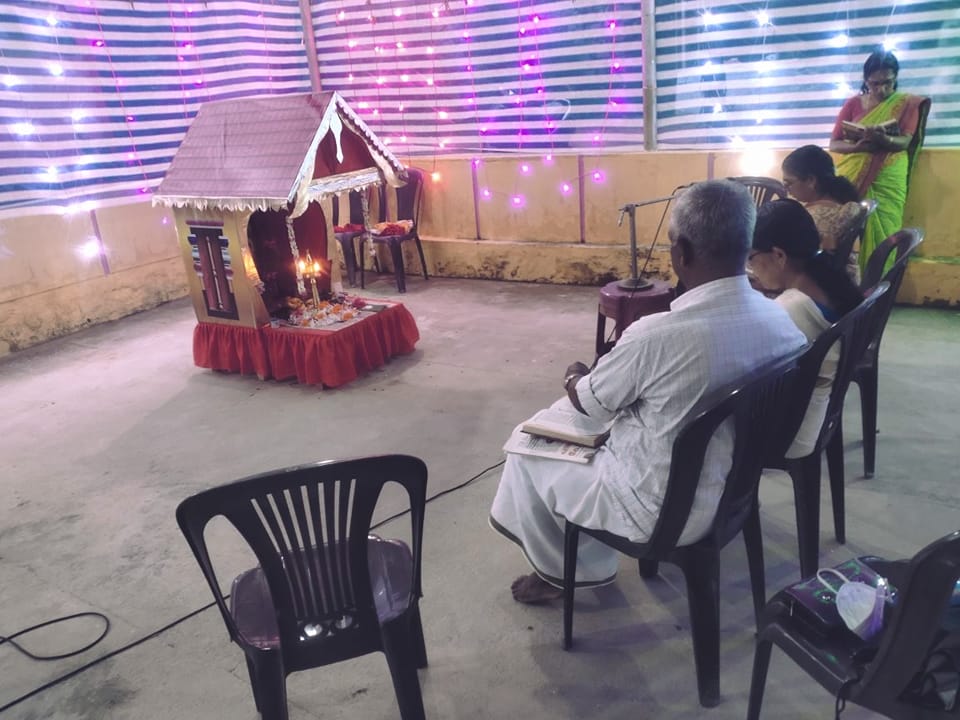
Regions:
[[193, 303, 419, 387]]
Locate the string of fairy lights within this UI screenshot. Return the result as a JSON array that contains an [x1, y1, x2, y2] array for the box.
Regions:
[[327, 0, 637, 210], [1, 1, 956, 217]]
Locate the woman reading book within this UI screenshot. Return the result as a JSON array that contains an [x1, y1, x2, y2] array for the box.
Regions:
[[781, 145, 862, 280], [829, 48, 931, 275], [748, 199, 864, 457]]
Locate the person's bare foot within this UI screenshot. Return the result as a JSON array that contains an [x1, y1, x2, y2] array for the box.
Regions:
[[510, 573, 563, 604]]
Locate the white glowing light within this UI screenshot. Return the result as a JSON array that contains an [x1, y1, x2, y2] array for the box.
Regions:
[[834, 81, 852, 98], [883, 38, 898, 52], [756, 60, 771, 74], [11, 121, 34, 136], [713, 103, 723, 114], [437, 110, 448, 119], [830, 33, 849, 48], [3, 74, 18, 88], [42, 166, 58, 181], [49, 63, 63, 77], [755, 10, 771, 26], [730, 135, 746, 148], [702, 9, 716, 26], [739, 145, 776, 175], [46, 14, 58, 26], [79, 238, 101, 259], [71, 109, 85, 122]]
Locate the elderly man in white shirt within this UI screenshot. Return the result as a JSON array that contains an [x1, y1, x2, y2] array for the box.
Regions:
[[490, 179, 808, 604]]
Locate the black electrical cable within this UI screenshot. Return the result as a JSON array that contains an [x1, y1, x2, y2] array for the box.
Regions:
[[0, 613, 110, 662], [0, 458, 505, 715]]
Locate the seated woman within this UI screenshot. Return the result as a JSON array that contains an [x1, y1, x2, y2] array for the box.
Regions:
[[781, 145, 862, 281], [748, 199, 864, 457]]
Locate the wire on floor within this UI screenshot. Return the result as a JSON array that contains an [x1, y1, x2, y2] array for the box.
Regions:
[[0, 458, 505, 714]]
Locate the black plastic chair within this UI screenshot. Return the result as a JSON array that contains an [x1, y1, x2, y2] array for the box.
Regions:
[[748, 530, 960, 720], [727, 176, 789, 208], [561, 349, 805, 708], [765, 283, 889, 579], [360, 168, 428, 293], [828, 199, 877, 275], [332, 190, 369, 288], [176, 455, 429, 720], [854, 229, 925, 477]]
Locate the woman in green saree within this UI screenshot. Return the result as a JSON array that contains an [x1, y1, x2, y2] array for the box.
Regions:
[[829, 50, 931, 274]]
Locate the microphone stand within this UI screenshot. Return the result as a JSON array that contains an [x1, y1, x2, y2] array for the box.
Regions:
[[616, 193, 679, 291]]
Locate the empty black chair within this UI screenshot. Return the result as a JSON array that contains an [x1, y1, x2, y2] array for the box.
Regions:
[[176, 455, 429, 720], [360, 168, 428, 293], [562, 349, 804, 708], [332, 190, 369, 288], [748, 530, 960, 720], [727, 176, 789, 208], [855, 229, 925, 477], [766, 283, 889, 579]]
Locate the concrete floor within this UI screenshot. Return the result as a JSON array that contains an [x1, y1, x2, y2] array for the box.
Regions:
[[1, 274, 959, 720]]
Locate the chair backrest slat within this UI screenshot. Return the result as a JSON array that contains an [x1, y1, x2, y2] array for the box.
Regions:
[[379, 168, 425, 228], [727, 176, 789, 208], [176, 455, 428, 670]]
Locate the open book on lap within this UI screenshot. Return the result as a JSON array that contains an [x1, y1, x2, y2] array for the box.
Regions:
[[520, 407, 613, 448], [841, 118, 900, 140], [503, 426, 599, 464]]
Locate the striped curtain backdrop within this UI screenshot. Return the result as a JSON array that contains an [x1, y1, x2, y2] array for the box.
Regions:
[[0, 0, 310, 215], [0, 1, 956, 215], [655, 0, 960, 148], [311, 0, 644, 156]]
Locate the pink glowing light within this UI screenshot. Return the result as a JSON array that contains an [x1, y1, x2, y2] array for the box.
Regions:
[[592, 171, 604, 182], [471, 158, 481, 168], [532, 15, 540, 23], [608, 20, 617, 29], [544, 154, 553, 163], [481, 188, 491, 198], [93, 39, 104, 47], [561, 182, 572, 194], [511, 195, 525, 207], [520, 163, 530, 174]]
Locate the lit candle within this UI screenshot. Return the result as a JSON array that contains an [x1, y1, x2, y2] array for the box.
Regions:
[[313, 261, 321, 275], [298, 259, 306, 274]]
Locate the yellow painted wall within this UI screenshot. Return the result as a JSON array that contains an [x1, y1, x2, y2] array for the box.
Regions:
[[2, 148, 957, 355]]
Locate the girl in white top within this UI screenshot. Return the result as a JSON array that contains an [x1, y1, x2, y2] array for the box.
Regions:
[[748, 199, 865, 457]]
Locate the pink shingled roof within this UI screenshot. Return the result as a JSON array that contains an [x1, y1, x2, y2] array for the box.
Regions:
[[156, 92, 397, 204]]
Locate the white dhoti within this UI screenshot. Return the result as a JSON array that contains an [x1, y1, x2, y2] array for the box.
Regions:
[[490, 449, 636, 587]]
